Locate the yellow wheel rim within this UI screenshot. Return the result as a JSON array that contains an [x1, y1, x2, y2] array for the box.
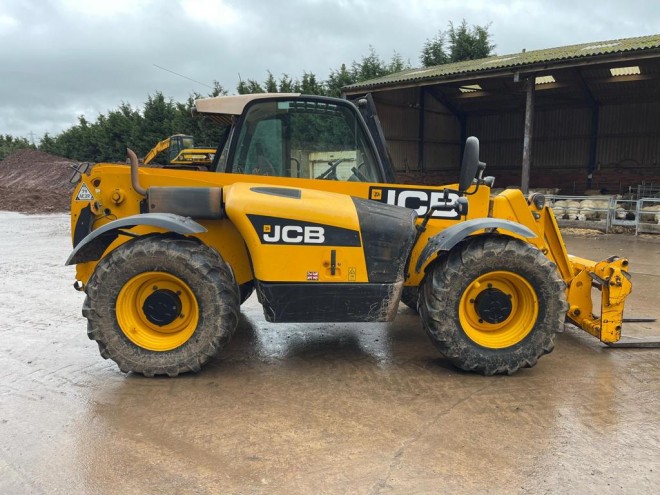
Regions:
[[116, 272, 199, 352], [459, 271, 538, 349]]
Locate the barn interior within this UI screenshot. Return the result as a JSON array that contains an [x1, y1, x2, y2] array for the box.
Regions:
[[343, 34, 660, 197]]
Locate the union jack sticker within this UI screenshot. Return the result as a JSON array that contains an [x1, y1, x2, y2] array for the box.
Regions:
[[306, 271, 319, 281]]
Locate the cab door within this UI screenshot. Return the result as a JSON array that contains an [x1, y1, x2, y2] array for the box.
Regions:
[[225, 96, 389, 184]]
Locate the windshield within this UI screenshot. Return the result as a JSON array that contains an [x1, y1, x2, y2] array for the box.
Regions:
[[227, 99, 381, 182]]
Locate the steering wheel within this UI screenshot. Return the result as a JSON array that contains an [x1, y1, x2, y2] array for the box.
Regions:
[[316, 158, 348, 180]]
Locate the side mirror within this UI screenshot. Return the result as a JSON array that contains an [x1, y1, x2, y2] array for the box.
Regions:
[[459, 136, 481, 193], [455, 197, 469, 216], [69, 162, 90, 184]]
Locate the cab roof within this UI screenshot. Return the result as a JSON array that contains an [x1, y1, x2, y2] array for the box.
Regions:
[[194, 93, 301, 123]]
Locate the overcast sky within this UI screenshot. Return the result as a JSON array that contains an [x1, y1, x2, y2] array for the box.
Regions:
[[1, 0, 658, 141]]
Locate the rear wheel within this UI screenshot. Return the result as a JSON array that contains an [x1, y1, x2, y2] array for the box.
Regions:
[[419, 235, 567, 375], [83, 235, 239, 376]]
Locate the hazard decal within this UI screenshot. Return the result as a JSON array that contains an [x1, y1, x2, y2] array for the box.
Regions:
[[76, 184, 93, 201]]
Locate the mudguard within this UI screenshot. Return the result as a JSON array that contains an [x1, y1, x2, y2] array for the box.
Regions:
[[65, 213, 207, 266], [414, 218, 537, 273]]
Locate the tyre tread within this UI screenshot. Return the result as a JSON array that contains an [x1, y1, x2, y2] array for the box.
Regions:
[[84, 235, 239, 376], [419, 235, 568, 375]]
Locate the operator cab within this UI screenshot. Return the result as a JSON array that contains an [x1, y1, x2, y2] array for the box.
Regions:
[[195, 94, 392, 183], [168, 134, 195, 162]]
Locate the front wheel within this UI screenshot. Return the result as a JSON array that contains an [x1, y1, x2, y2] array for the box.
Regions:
[[83, 235, 240, 376], [419, 235, 567, 375]]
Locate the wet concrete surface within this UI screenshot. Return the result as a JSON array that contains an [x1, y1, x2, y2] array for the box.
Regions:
[[1, 212, 659, 494]]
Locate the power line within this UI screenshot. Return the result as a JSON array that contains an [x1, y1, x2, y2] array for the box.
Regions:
[[153, 64, 214, 90]]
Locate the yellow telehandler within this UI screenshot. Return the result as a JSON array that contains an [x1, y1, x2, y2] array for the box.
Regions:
[[66, 93, 634, 376]]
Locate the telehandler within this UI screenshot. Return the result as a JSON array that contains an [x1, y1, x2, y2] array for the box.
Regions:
[[66, 93, 633, 376]]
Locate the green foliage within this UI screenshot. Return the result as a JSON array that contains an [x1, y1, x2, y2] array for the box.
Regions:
[[421, 32, 450, 67], [326, 64, 355, 97], [278, 74, 295, 93], [299, 72, 324, 95], [241, 47, 411, 98], [0, 135, 35, 160], [38, 85, 228, 162], [237, 79, 265, 95], [264, 71, 278, 93], [448, 20, 495, 61], [421, 19, 495, 67]]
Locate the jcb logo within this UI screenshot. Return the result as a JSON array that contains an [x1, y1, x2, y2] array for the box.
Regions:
[[370, 187, 460, 219], [263, 225, 325, 244], [248, 214, 360, 247]]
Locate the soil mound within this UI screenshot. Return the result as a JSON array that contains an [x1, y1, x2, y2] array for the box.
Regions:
[[0, 149, 81, 213]]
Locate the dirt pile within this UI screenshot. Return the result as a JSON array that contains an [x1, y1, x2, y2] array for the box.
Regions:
[[0, 149, 81, 213]]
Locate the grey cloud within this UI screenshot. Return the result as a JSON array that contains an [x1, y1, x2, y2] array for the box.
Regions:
[[1, 0, 658, 140]]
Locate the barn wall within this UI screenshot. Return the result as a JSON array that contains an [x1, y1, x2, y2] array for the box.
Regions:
[[373, 89, 461, 173], [373, 88, 420, 172], [468, 106, 593, 172], [374, 88, 660, 194], [422, 91, 462, 171], [598, 102, 660, 168]]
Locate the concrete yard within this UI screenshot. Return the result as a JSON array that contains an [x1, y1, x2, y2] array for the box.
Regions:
[[1, 212, 659, 494]]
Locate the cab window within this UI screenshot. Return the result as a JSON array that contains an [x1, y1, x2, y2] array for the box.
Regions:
[[229, 99, 381, 182]]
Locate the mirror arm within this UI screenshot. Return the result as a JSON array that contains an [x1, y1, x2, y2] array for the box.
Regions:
[[462, 180, 481, 196], [418, 187, 467, 232]]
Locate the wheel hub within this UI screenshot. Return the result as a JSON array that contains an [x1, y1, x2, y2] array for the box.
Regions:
[[474, 288, 512, 324], [142, 289, 182, 326]]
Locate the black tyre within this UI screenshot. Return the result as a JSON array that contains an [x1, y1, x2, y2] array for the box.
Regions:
[[400, 286, 419, 311], [419, 235, 568, 375], [83, 235, 240, 376]]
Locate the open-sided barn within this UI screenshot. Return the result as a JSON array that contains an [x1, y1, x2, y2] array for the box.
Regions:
[[343, 34, 660, 196]]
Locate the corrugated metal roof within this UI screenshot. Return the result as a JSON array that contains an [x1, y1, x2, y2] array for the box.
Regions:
[[344, 33, 660, 92]]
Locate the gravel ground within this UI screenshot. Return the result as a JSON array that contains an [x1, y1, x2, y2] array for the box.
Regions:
[[1, 212, 659, 494]]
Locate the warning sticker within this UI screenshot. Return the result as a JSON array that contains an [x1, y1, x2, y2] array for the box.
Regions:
[[370, 188, 382, 200], [306, 271, 319, 281], [75, 184, 94, 201]]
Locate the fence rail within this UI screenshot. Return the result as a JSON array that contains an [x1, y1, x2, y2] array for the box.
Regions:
[[543, 194, 660, 235], [637, 198, 660, 235]]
